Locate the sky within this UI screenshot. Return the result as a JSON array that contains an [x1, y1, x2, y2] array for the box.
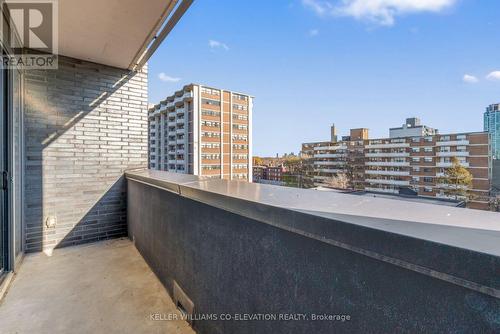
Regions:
[[148, 0, 500, 157]]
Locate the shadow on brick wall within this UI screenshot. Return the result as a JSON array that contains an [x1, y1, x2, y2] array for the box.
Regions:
[[24, 56, 147, 252]]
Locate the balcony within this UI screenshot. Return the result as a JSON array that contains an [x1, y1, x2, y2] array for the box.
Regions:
[[365, 143, 410, 149], [314, 161, 346, 166], [365, 186, 399, 194], [436, 140, 469, 146], [123, 170, 500, 333], [314, 145, 347, 151], [365, 178, 410, 186], [365, 152, 410, 158], [317, 168, 343, 173], [1, 169, 499, 333], [365, 161, 410, 167], [0, 239, 193, 333], [1, 0, 499, 332], [313, 153, 346, 158], [436, 151, 469, 157], [437, 162, 470, 167], [365, 170, 410, 176]]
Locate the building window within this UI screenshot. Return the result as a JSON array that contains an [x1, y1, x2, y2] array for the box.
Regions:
[[232, 134, 248, 141], [201, 143, 221, 149], [233, 113, 248, 120], [232, 124, 247, 130], [233, 104, 248, 111], [201, 87, 220, 95], [424, 147, 433, 153], [202, 120, 220, 128], [202, 165, 221, 170], [202, 131, 221, 138], [201, 154, 221, 160], [201, 98, 220, 106], [233, 93, 248, 101], [201, 109, 221, 117]]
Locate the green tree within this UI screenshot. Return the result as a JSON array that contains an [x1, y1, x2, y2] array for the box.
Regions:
[[437, 157, 473, 201]]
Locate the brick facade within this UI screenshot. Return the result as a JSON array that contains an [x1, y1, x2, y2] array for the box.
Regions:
[[24, 56, 148, 252]]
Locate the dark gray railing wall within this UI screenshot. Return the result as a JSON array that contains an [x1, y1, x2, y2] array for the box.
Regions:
[[126, 170, 500, 334]]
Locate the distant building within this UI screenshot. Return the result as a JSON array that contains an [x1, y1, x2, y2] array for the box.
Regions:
[[484, 104, 500, 159], [484, 103, 500, 195], [252, 165, 286, 185], [303, 125, 491, 210], [252, 165, 265, 182], [390, 117, 437, 138], [350, 128, 369, 141], [148, 84, 253, 181], [330, 124, 338, 143]]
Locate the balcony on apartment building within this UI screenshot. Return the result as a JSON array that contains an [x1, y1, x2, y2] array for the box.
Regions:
[[365, 151, 410, 158]]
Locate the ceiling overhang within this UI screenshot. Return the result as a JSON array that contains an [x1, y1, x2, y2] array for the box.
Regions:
[[57, 0, 192, 70]]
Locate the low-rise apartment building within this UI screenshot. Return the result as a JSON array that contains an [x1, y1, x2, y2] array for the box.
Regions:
[[253, 165, 286, 183], [304, 127, 491, 210], [149, 84, 253, 181]]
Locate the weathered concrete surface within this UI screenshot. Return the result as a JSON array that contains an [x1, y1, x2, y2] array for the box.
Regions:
[[0, 239, 194, 334]]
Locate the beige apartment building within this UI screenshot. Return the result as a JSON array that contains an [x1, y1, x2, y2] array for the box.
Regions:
[[148, 84, 253, 181], [304, 127, 491, 210]]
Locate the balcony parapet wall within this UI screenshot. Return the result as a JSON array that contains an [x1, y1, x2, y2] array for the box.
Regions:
[[126, 169, 500, 333]]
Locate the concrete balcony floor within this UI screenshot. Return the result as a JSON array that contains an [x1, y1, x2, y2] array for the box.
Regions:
[[0, 239, 194, 334]]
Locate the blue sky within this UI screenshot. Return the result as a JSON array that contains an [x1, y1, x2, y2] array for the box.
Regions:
[[148, 0, 500, 157]]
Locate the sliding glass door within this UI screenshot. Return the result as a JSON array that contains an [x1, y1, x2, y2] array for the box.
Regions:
[[0, 53, 7, 276]]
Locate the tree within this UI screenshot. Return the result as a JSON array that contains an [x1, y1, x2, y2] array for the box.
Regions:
[[325, 173, 350, 190], [437, 157, 473, 201], [253, 156, 263, 166]]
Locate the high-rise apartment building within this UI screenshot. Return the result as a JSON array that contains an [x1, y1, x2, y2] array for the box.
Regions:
[[148, 84, 253, 181], [390, 117, 437, 138], [304, 126, 491, 210], [484, 104, 500, 159]]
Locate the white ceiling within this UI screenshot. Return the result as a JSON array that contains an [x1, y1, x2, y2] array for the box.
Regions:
[[58, 0, 174, 69]]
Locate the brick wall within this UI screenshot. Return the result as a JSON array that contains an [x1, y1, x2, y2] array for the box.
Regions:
[[24, 56, 148, 252]]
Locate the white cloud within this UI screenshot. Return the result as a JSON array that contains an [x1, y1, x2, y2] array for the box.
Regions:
[[158, 72, 181, 83], [309, 28, 320, 36], [486, 71, 500, 81], [462, 74, 478, 84], [302, 0, 456, 26], [208, 39, 229, 51]]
